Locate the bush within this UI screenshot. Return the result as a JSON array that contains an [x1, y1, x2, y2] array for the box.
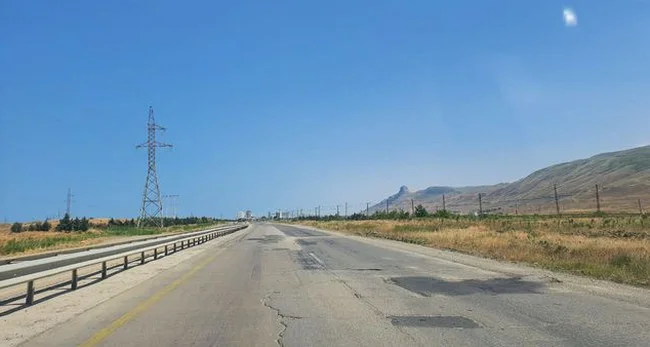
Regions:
[[414, 205, 429, 218], [431, 209, 453, 219], [10, 222, 23, 233], [41, 220, 51, 231]]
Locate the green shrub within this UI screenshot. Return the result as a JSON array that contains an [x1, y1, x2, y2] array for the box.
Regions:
[[10, 222, 23, 233]]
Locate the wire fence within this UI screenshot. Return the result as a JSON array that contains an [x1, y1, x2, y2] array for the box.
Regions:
[[270, 183, 648, 219]]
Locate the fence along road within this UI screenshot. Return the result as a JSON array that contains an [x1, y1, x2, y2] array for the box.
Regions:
[[0, 224, 243, 280], [0, 224, 249, 306]]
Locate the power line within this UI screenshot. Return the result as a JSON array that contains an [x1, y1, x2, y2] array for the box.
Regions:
[[137, 106, 172, 228], [162, 194, 180, 218]]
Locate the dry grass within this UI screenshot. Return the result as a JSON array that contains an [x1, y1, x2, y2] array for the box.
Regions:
[[293, 217, 650, 287]]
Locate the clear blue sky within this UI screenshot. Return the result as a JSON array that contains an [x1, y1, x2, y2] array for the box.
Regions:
[[1, 1, 649, 221]]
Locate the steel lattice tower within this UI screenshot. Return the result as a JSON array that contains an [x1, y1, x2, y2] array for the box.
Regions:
[[137, 106, 172, 228]]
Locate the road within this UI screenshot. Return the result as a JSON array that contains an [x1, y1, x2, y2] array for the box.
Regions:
[[17, 223, 650, 346]]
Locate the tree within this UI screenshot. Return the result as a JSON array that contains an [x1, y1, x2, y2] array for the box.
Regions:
[[57, 213, 73, 232], [41, 219, 52, 231], [79, 217, 90, 232], [414, 204, 429, 218], [10, 222, 23, 233]]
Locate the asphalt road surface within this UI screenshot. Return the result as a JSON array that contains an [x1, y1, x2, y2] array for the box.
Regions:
[[20, 223, 650, 346]]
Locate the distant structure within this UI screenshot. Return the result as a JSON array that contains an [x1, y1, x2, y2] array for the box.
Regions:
[[65, 188, 73, 217], [137, 106, 172, 228], [237, 210, 253, 220]]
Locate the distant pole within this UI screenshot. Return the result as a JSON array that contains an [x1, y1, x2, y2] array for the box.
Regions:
[[336, 205, 340, 216], [318, 205, 321, 217], [66, 188, 73, 217], [639, 199, 643, 215], [314, 207, 318, 217], [478, 193, 483, 216], [595, 184, 601, 213], [411, 199, 415, 216], [345, 202, 348, 217], [366, 202, 370, 216], [386, 200, 389, 214], [442, 194, 446, 211], [554, 184, 561, 215], [515, 202, 519, 215]]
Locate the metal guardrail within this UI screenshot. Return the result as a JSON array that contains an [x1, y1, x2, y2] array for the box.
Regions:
[[0, 224, 248, 306], [0, 223, 238, 266], [0, 225, 242, 281]]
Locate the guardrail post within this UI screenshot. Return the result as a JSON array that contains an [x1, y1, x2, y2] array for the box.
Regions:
[[165, 245, 168, 256], [154, 248, 158, 260], [174, 243, 177, 252], [102, 261, 107, 279], [72, 269, 78, 290], [123, 256, 128, 269], [141, 251, 145, 264], [26, 280, 35, 305]]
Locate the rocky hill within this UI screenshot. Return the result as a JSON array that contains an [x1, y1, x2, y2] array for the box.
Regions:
[[371, 146, 650, 215]]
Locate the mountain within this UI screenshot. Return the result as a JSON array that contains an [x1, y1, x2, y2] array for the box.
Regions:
[[371, 146, 650, 214]]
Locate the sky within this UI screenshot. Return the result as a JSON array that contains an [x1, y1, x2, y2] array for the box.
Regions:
[[1, 1, 649, 221]]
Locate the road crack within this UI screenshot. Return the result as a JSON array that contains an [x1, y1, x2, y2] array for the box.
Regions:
[[262, 294, 302, 347]]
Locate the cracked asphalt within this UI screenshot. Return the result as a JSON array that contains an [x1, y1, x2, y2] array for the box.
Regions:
[[16, 223, 650, 346]]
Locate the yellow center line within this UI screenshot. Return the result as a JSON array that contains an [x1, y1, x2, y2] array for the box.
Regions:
[[79, 252, 219, 347]]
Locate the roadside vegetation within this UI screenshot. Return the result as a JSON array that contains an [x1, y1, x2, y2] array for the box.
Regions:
[[288, 207, 650, 287], [0, 215, 227, 257]]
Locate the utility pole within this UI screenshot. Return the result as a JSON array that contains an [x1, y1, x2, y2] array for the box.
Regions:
[[411, 199, 415, 216], [345, 202, 348, 217], [515, 202, 519, 215], [595, 184, 601, 213], [336, 205, 340, 216], [554, 184, 560, 216], [638, 199, 643, 215], [442, 194, 446, 211], [65, 188, 73, 217], [366, 202, 370, 216], [318, 205, 321, 217], [137, 106, 172, 228], [478, 193, 483, 217]]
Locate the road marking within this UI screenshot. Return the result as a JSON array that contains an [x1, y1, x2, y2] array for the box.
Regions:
[[79, 252, 219, 347], [309, 252, 324, 266]]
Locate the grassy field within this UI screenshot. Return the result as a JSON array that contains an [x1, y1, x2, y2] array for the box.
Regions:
[[0, 223, 225, 257], [291, 215, 650, 287]]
